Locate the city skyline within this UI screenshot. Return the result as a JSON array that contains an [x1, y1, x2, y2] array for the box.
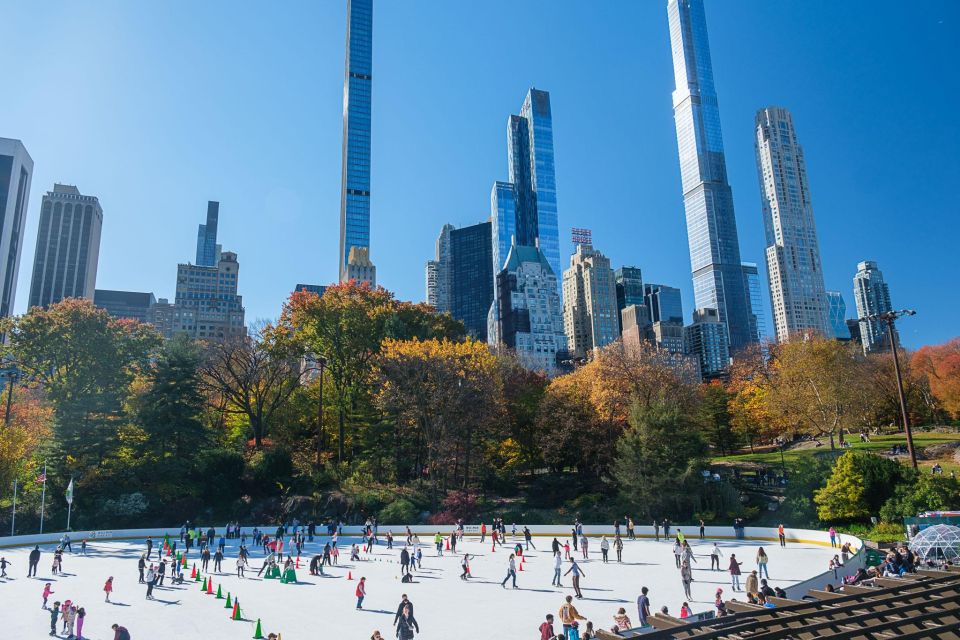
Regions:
[[1, 1, 956, 348]]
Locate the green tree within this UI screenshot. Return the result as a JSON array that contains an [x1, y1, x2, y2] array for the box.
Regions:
[[880, 473, 960, 522], [814, 451, 905, 522], [609, 402, 708, 520], [699, 382, 738, 455]]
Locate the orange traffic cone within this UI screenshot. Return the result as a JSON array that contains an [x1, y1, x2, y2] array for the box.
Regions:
[[519, 562, 524, 571], [347, 571, 353, 580]]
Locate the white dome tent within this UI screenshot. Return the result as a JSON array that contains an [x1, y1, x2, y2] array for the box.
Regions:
[[908, 523, 960, 565]]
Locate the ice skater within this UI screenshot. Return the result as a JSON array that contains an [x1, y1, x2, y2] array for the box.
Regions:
[[681, 560, 693, 599], [552, 551, 563, 587], [48, 601, 60, 636], [356, 576, 366, 609], [460, 553, 472, 580], [564, 557, 586, 599], [29, 545, 41, 577], [104, 576, 114, 602], [42, 583, 54, 608], [500, 553, 518, 589], [710, 542, 723, 570]]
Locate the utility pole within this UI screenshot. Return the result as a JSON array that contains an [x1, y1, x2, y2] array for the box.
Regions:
[[865, 309, 917, 469], [316, 356, 327, 468]]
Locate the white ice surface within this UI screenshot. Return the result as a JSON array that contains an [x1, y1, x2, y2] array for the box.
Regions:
[[0, 533, 837, 639]]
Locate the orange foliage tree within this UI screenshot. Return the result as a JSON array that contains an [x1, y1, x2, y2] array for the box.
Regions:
[[912, 337, 960, 420]]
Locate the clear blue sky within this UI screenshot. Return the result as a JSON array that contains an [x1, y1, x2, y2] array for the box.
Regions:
[[3, 1, 957, 348]]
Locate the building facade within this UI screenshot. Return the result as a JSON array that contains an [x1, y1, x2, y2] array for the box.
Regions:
[[645, 283, 685, 354], [754, 106, 830, 342], [492, 245, 566, 375], [562, 244, 619, 359], [615, 266, 645, 332], [0, 138, 33, 318], [826, 291, 850, 340], [339, 0, 374, 282], [450, 221, 493, 341], [295, 284, 327, 297], [425, 223, 453, 313], [94, 289, 156, 322], [667, 0, 755, 350], [195, 200, 220, 267], [685, 307, 730, 379], [853, 260, 894, 353], [344, 246, 376, 287], [742, 262, 766, 342], [28, 184, 102, 308], [174, 251, 246, 340]]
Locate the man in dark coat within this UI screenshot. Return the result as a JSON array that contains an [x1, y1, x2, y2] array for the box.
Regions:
[[28, 545, 41, 577], [393, 594, 414, 625]]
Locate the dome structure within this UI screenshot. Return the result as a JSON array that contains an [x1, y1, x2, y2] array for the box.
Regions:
[[908, 524, 960, 564]]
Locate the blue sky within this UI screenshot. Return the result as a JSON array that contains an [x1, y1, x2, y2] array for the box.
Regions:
[[3, 1, 957, 348]]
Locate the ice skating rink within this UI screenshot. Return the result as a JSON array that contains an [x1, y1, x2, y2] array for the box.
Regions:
[[0, 533, 841, 639]]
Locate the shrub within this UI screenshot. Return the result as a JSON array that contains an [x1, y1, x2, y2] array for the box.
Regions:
[[379, 499, 418, 524]]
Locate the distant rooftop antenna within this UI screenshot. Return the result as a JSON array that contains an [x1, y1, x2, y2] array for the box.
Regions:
[[571, 227, 592, 245]]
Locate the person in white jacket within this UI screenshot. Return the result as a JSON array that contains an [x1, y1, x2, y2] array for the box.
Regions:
[[710, 543, 724, 571], [552, 551, 563, 586]]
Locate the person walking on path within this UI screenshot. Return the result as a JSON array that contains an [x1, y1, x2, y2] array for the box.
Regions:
[[552, 551, 563, 587], [756, 547, 769, 579], [614, 535, 623, 563], [48, 601, 60, 636], [104, 576, 114, 602], [393, 594, 414, 626], [710, 543, 723, 571], [637, 587, 651, 627], [355, 576, 366, 609], [600, 536, 610, 563], [728, 554, 743, 591], [29, 545, 41, 577], [681, 560, 694, 600], [395, 604, 419, 640], [778, 524, 786, 547], [565, 558, 586, 599], [558, 595, 586, 637], [828, 527, 837, 548], [501, 554, 518, 589]]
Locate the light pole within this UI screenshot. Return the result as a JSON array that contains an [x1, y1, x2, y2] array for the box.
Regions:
[[316, 356, 327, 468], [864, 309, 917, 469], [0, 366, 19, 426]]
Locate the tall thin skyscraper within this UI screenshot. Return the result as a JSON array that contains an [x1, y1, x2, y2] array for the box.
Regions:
[[826, 291, 850, 340], [0, 138, 33, 318], [28, 184, 102, 308], [853, 260, 894, 354], [195, 200, 220, 266], [425, 223, 453, 312], [742, 262, 765, 342], [667, 0, 755, 350], [754, 107, 829, 342], [450, 222, 493, 341], [338, 0, 374, 283]]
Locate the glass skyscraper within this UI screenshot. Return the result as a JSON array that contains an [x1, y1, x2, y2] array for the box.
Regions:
[[195, 200, 219, 267], [742, 262, 765, 342], [667, 0, 755, 350], [826, 291, 850, 340], [490, 181, 517, 285], [450, 222, 493, 341], [853, 260, 895, 354], [754, 106, 830, 342], [0, 138, 33, 319], [645, 283, 684, 325], [338, 0, 374, 282]]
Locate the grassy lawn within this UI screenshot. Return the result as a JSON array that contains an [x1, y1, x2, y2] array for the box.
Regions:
[[713, 432, 960, 472]]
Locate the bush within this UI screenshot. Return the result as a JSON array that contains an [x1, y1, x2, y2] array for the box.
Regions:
[[98, 492, 149, 526], [379, 499, 418, 524]]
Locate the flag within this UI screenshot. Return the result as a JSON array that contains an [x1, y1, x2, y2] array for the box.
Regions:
[[36, 472, 46, 484], [65, 478, 74, 505]]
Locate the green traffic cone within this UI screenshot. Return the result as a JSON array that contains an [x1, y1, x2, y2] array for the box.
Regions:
[[253, 618, 264, 639], [233, 598, 241, 620], [201, 577, 208, 591], [225, 592, 232, 608], [216, 584, 223, 599]]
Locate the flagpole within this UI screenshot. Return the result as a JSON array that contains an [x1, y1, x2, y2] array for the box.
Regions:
[[65, 476, 73, 531], [10, 478, 16, 536], [39, 462, 47, 535]]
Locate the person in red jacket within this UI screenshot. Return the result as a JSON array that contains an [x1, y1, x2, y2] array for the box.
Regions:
[[539, 613, 556, 640], [356, 576, 366, 610]]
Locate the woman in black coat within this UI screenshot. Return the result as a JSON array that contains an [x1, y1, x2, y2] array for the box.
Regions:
[[395, 605, 419, 639]]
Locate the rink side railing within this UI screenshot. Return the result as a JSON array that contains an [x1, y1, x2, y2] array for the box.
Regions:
[[0, 524, 864, 599]]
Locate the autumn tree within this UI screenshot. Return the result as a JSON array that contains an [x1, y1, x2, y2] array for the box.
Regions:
[[727, 343, 790, 451], [912, 337, 960, 420]]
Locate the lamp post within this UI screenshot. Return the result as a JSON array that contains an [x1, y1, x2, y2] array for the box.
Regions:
[[316, 356, 327, 468], [0, 366, 19, 426], [864, 309, 917, 469]]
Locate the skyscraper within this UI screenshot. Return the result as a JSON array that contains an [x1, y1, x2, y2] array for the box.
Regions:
[[0, 138, 33, 319], [562, 243, 619, 359], [685, 307, 730, 379], [493, 244, 566, 375], [645, 283, 686, 354], [450, 221, 493, 341], [667, 0, 755, 350], [28, 184, 102, 308], [491, 89, 561, 288], [175, 251, 245, 340], [754, 106, 830, 342], [195, 200, 220, 267], [94, 289, 156, 322], [853, 260, 894, 353], [338, 0, 374, 283], [826, 291, 850, 340], [742, 262, 765, 342], [615, 266, 645, 332], [425, 223, 453, 313]]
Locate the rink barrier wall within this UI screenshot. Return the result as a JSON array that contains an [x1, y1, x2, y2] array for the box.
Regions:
[[0, 523, 864, 599]]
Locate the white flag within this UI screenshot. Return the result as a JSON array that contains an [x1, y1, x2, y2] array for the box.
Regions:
[[65, 478, 74, 505]]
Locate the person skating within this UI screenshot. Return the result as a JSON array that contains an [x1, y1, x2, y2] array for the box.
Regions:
[[681, 541, 697, 566], [29, 545, 41, 577], [614, 535, 623, 563], [653, 520, 660, 542], [600, 536, 609, 563], [156, 559, 166, 586], [681, 560, 694, 600], [213, 548, 223, 573], [111, 623, 131, 640], [201, 546, 211, 572], [137, 554, 146, 583], [0, 556, 10, 577], [745, 569, 759, 596], [146, 537, 153, 558], [76, 606, 86, 640], [49, 601, 60, 636], [673, 540, 682, 569], [729, 555, 743, 591], [460, 553, 472, 580], [434, 532, 443, 556], [777, 523, 786, 547], [564, 558, 586, 599], [524, 526, 536, 550], [42, 583, 55, 608], [145, 565, 157, 600], [710, 542, 723, 570], [558, 595, 586, 637], [699, 519, 706, 540], [104, 576, 114, 602], [393, 594, 414, 625], [356, 576, 366, 609], [501, 553, 518, 589], [552, 551, 563, 587], [480, 522, 487, 544], [64, 604, 77, 638], [395, 604, 419, 639], [237, 554, 247, 578], [756, 547, 769, 579]]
